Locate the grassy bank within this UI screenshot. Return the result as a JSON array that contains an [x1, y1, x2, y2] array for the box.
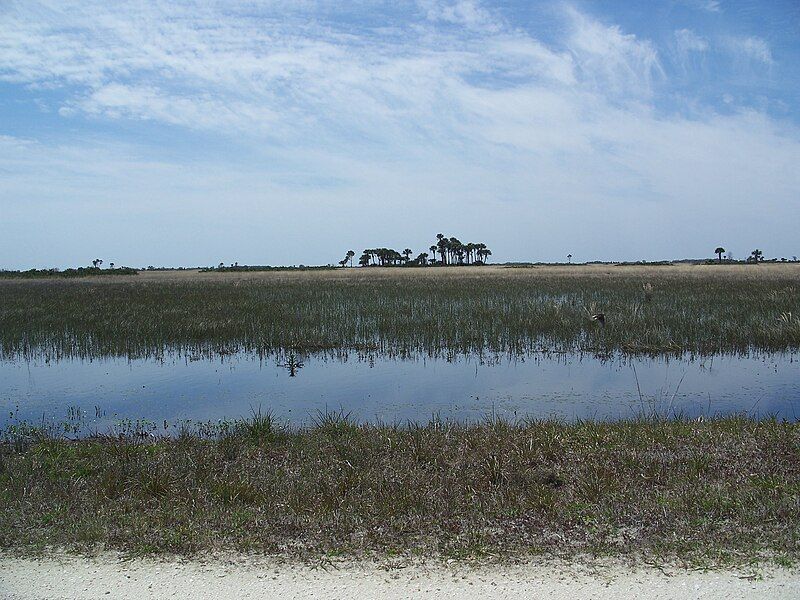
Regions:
[[1, 415, 798, 565], [0, 265, 798, 359]]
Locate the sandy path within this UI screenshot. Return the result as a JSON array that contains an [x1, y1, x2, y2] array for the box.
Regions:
[[1, 555, 798, 600]]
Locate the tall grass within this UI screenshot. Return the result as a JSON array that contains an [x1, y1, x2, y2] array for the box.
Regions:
[[0, 266, 798, 360]]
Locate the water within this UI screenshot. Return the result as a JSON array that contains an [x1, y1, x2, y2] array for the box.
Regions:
[[2, 351, 798, 430]]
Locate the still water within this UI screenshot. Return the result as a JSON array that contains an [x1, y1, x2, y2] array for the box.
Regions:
[[2, 351, 798, 428]]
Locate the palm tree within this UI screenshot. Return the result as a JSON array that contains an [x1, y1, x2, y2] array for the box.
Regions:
[[429, 245, 437, 263], [567, 254, 572, 264], [482, 248, 492, 263], [416, 252, 429, 266], [402, 248, 412, 263], [714, 247, 725, 263], [109, 262, 115, 269], [346, 250, 355, 267], [437, 237, 449, 266], [92, 259, 103, 269], [473, 243, 486, 264], [449, 237, 463, 264], [462, 243, 471, 264], [358, 252, 370, 267], [750, 249, 764, 263]]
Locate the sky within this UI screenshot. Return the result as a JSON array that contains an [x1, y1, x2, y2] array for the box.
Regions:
[[1, 0, 799, 268]]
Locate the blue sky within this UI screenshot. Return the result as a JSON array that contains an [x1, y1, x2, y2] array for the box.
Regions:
[[1, 0, 799, 268]]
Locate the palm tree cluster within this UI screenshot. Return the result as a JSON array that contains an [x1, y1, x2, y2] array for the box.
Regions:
[[357, 248, 410, 266], [430, 233, 491, 266], [349, 234, 491, 268]]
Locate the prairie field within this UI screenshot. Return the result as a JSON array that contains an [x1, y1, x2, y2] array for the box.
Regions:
[[1, 264, 799, 360]]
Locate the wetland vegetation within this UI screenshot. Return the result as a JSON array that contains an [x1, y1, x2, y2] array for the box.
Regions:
[[0, 264, 798, 360]]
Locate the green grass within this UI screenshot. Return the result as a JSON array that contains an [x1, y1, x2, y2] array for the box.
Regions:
[[1, 415, 798, 564], [0, 266, 798, 359]]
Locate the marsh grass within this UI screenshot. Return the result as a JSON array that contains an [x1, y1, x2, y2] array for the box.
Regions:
[[0, 414, 797, 564], [0, 265, 798, 360]]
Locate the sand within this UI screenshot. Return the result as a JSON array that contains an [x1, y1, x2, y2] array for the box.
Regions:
[[1, 554, 798, 600]]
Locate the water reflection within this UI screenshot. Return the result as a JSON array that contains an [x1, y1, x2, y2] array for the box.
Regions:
[[1, 351, 798, 428], [280, 353, 305, 377]]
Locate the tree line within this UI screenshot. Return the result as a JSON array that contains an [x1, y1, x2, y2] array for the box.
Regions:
[[339, 234, 492, 267]]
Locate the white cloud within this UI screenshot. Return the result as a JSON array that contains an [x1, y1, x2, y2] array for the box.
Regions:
[[565, 7, 664, 98], [419, 0, 500, 32], [680, 0, 722, 12], [675, 28, 709, 53], [732, 36, 774, 64], [0, 1, 588, 147], [698, 0, 722, 12], [74, 84, 279, 134]]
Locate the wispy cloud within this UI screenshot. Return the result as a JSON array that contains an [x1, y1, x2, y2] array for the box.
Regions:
[[699, 0, 722, 12], [0, 1, 664, 139], [419, 0, 500, 31], [65, 84, 280, 134], [681, 0, 723, 13], [675, 28, 709, 53], [729, 36, 774, 64], [564, 7, 663, 98]]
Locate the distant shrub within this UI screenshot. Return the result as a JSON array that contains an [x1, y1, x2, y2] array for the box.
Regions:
[[200, 265, 338, 273]]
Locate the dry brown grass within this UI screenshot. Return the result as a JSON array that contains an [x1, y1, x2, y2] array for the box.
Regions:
[[76, 263, 800, 284], [4, 263, 798, 285]]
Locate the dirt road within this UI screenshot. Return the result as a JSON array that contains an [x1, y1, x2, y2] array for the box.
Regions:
[[1, 554, 797, 599]]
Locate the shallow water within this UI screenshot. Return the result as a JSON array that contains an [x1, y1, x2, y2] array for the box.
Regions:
[[2, 351, 798, 429]]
